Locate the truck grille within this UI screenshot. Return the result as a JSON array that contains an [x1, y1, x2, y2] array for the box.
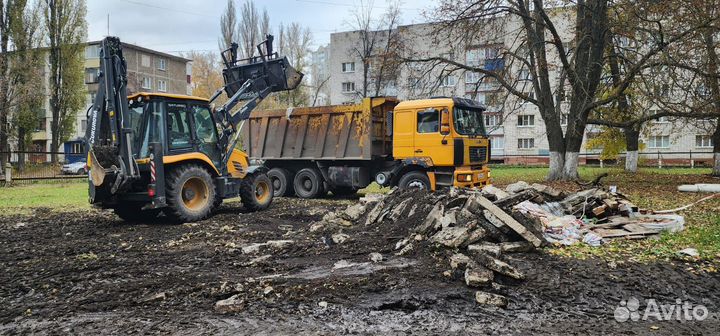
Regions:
[[469, 146, 487, 163]]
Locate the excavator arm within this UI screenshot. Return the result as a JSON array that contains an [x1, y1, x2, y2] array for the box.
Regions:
[[85, 36, 140, 201], [211, 35, 303, 174]]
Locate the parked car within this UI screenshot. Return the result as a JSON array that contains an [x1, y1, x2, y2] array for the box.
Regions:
[[62, 161, 88, 175]]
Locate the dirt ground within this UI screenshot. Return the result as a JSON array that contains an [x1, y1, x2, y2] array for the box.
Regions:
[[1, 196, 719, 335]]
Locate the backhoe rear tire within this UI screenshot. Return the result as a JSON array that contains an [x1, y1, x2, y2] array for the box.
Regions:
[[165, 165, 216, 223], [293, 168, 325, 199], [240, 172, 273, 211], [113, 203, 162, 222], [268, 167, 294, 197]]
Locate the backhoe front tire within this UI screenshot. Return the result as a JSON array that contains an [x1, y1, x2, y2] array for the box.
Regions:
[[165, 165, 216, 223], [240, 172, 273, 211], [268, 167, 294, 197], [113, 203, 162, 222]]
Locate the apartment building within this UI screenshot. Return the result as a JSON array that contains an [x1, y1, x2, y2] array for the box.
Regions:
[[322, 16, 716, 165], [31, 42, 192, 162]]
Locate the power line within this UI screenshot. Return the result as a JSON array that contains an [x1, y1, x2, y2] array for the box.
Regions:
[[295, 0, 423, 11], [116, 0, 216, 18]]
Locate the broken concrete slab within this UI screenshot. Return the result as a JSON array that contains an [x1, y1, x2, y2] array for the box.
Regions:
[[481, 185, 510, 200], [465, 265, 494, 287], [499, 241, 533, 253], [475, 291, 508, 308], [473, 195, 544, 247], [364, 200, 386, 225], [505, 181, 530, 194], [341, 203, 366, 221], [468, 242, 502, 257], [215, 294, 244, 313], [430, 226, 469, 248], [463, 227, 487, 247], [449, 253, 472, 270], [242, 240, 294, 254], [473, 253, 525, 280], [388, 198, 412, 222], [332, 233, 350, 244], [369, 252, 384, 263]]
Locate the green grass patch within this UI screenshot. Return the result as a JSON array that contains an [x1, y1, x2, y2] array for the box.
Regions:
[[0, 182, 90, 214]]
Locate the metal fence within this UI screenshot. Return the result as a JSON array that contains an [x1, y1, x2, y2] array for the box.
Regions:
[[1, 151, 87, 185], [491, 151, 717, 168]]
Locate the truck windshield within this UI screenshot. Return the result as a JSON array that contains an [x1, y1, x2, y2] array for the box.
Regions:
[[453, 107, 486, 136]]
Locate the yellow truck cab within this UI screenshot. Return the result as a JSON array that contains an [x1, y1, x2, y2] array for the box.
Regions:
[[391, 97, 491, 189], [245, 96, 491, 198]]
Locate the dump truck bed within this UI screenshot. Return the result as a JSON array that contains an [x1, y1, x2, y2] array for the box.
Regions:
[[243, 97, 399, 160]]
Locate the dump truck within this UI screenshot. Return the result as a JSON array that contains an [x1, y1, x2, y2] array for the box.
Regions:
[[85, 35, 302, 222], [243, 96, 491, 198]]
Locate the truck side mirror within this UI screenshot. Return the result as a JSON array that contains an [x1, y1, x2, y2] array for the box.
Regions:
[[440, 108, 450, 135]]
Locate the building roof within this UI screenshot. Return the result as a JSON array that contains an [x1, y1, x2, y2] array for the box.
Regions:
[[128, 92, 209, 102], [87, 40, 191, 63]]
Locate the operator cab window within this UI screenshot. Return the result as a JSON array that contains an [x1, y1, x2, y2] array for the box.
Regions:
[[166, 103, 192, 150], [417, 109, 439, 133], [192, 106, 218, 144]]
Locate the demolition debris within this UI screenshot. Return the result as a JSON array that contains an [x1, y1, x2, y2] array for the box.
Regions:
[[319, 181, 685, 307]]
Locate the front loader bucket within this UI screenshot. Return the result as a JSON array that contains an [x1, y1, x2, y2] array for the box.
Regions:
[[222, 56, 304, 98]]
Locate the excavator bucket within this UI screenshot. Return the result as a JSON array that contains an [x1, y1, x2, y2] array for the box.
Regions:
[[221, 35, 304, 98]]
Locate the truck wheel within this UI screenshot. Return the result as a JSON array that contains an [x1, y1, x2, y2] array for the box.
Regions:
[[240, 172, 273, 211], [398, 171, 431, 190], [268, 167, 294, 197], [293, 168, 325, 198], [165, 165, 216, 222], [113, 203, 161, 222]]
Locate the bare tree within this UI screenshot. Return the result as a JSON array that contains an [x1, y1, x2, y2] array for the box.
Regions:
[[347, 0, 403, 98], [219, 0, 237, 51], [412, 0, 716, 180], [237, 0, 270, 59], [43, 0, 87, 163], [276, 22, 312, 107]]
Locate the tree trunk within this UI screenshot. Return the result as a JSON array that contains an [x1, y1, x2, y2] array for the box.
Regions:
[[713, 118, 720, 176], [17, 126, 25, 172], [624, 126, 640, 173]]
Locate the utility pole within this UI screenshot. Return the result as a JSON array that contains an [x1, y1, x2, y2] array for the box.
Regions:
[[107, 14, 110, 36]]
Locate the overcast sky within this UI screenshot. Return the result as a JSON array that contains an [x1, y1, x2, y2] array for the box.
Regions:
[[87, 0, 437, 56]]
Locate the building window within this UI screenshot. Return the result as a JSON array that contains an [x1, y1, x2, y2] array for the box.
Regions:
[[465, 71, 481, 84], [560, 113, 569, 126], [519, 68, 532, 81], [85, 45, 100, 59], [157, 80, 167, 92], [417, 109, 439, 133], [491, 136, 504, 149], [141, 54, 151, 67], [158, 58, 167, 71], [647, 135, 670, 148], [85, 68, 99, 84], [466, 49, 481, 66], [341, 82, 355, 93], [696, 135, 713, 148], [518, 138, 535, 149], [342, 62, 355, 73], [142, 77, 152, 89], [517, 114, 535, 127], [484, 114, 501, 127], [441, 75, 456, 87]]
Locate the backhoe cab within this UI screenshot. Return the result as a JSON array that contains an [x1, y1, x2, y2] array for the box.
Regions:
[[86, 35, 302, 222]]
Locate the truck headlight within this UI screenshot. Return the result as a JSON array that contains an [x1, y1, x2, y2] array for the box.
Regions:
[[458, 174, 472, 182]]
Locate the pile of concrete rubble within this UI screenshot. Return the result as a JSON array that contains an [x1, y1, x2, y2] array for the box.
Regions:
[[321, 181, 685, 307]]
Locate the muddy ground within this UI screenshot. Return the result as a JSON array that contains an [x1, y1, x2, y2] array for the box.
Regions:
[[1, 196, 719, 335]]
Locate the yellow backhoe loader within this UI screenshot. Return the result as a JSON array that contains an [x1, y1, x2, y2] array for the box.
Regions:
[[85, 35, 302, 222]]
